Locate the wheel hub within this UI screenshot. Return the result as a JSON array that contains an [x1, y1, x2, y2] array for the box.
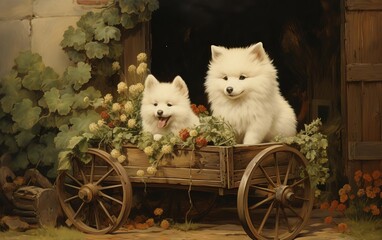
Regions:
[[275, 185, 295, 204], [78, 184, 98, 203]]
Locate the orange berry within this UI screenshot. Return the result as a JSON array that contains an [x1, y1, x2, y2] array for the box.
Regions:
[[160, 219, 170, 229], [337, 223, 348, 233], [324, 216, 333, 224], [372, 170, 381, 180]]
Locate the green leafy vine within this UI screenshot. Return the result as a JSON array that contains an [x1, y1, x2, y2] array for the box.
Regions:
[[0, 0, 159, 176]]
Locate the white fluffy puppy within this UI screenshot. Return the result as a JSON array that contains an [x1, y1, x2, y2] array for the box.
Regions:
[[140, 74, 199, 135], [204, 42, 297, 144]]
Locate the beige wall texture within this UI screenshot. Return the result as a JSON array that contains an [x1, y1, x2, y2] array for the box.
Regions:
[[0, 0, 104, 78]]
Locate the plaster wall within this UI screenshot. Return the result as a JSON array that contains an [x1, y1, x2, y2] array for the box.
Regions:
[[0, 0, 103, 78]]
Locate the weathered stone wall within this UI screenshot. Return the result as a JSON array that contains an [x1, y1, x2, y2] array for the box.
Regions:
[[0, 0, 105, 78]]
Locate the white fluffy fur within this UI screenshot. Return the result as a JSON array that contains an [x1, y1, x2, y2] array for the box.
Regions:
[[141, 74, 199, 135], [204, 42, 297, 144]]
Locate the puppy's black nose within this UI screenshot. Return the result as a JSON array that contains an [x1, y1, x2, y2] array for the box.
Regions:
[[226, 86, 233, 94], [157, 110, 163, 116]]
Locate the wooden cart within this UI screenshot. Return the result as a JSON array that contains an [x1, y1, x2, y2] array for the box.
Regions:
[[56, 143, 314, 240]]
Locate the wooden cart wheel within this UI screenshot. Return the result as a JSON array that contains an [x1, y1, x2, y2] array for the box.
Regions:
[[56, 148, 132, 234], [237, 145, 314, 240]]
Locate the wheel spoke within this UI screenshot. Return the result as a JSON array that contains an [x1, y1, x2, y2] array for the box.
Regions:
[[274, 153, 281, 186], [251, 185, 276, 194], [283, 158, 293, 185], [285, 204, 303, 221], [90, 158, 95, 183], [259, 165, 276, 188], [99, 184, 123, 190], [290, 177, 308, 188], [64, 195, 79, 203], [64, 183, 81, 190], [294, 195, 310, 201], [94, 203, 101, 230], [65, 172, 83, 187], [95, 168, 115, 185], [97, 199, 115, 224], [258, 200, 275, 234], [281, 205, 293, 232], [99, 191, 123, 205], [79, 168, 88, 185], [249, 195, 275, 210], [274, 202, 280, 240], [73, 202, 85, 219]]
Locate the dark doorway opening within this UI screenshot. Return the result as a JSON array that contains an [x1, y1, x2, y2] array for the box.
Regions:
[[150, 0, 340, 127]]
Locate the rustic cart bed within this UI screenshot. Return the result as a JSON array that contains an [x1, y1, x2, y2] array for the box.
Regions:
[[56, 143, 314, 240]]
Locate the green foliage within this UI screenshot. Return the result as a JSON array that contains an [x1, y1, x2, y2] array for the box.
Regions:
[[61, 0, 159, 80], [0, 51, 101, 175], [1, 0, 159, 175], [275, 118, 330, 195]]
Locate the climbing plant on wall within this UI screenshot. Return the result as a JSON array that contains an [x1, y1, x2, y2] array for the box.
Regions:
[[0, 0, 159, 177], [61, 0, 159, 85]]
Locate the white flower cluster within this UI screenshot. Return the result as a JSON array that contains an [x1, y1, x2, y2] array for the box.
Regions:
[[137, 53, 147, 63], [117, 82, 128, 94], [129, 83, 144, 97], [111, 149, 126, 163], [89, 123, 99, 132], [136, 63, 147, 76]]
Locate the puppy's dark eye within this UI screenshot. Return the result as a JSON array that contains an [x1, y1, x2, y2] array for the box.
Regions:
[[167, 103, 172, 107], [223, 76, 228, 80], [153, 103, 158, 106], [239, 75, 246, 80]]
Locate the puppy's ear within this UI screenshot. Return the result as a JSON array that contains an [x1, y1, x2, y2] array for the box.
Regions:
[[172, 76, 189, 97], [249, 42, 267, 61], [211, 45, 225, 61], [145, 74, 159, 90]]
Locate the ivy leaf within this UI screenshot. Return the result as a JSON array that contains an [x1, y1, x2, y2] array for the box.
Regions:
[[41, 66, 60, 91], [61, 26, 87, 51], [0, 117, 14, 134], [119, 0, 138, 14], [40, 132, 60, 166], [15, 130, 35, 148], [55, 125, 80, 150], [66, 49, 87, 63], [14, 51, 44, 75], [43, 88, 74, 116], [95, 25, 121, 43], [108, 42, 123, 59], [138, 8, 153, 22], [57, 150, 72, 170], [0, 70, 21, 95], [27, 143, 45, 165], [1, 95, 19, 113], [70, 110, 100, 133], [84, 42, 109, 59], [11, 99, 41, 130], [3, 135, 19, 153], [67, 136, 85, 149], [77, 11, 103, 35], [22, 70, 42, 90], [121, 13, 135, 29], [11, 151, 29, 171], [102, 7, 121, 25], [63, 62, 92, 90], [72, 87, 101, 110], [147, 0, 159, 11]]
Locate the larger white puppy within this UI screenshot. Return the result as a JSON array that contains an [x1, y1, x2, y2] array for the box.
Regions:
[[204, 42, 297, 144]]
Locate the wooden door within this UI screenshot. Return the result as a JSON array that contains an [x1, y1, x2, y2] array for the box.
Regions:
[[344, 0, 382, 176]]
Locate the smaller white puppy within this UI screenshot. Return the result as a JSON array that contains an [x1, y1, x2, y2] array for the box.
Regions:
[[140, 74, 199, 135]]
